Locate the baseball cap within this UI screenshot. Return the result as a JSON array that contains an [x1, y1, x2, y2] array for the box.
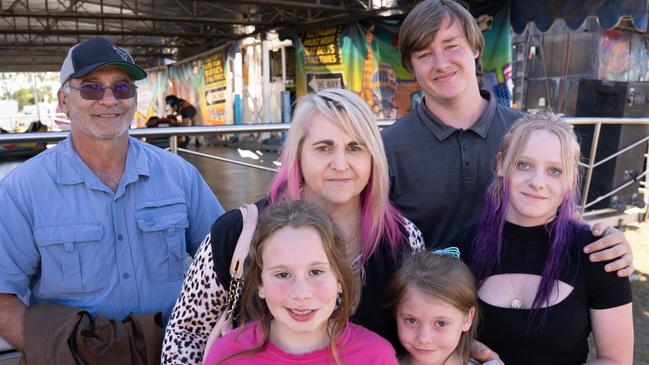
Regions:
[[60, 37, 147, 85]]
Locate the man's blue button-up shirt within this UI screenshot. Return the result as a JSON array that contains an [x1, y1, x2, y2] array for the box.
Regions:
[[0, 136, 223, 322]]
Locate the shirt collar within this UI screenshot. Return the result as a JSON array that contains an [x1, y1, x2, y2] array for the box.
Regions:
[[125, 137, 152, 180], [416, 90, 497, 141], [56, 135, 151, 189], [56, 135, 87, 186]]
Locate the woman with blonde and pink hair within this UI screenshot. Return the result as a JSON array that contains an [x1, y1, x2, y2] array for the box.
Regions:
[[161, 88, 424, 364]]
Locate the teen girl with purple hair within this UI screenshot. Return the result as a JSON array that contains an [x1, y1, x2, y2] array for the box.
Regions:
[[457, 112, 633, 364], [161, 88, 424, 364]]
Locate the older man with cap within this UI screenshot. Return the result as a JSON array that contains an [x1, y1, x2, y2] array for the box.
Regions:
[[0, 37, 223, 360]]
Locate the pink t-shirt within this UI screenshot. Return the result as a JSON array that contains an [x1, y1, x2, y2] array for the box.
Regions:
[[204, 321, 398, 365]]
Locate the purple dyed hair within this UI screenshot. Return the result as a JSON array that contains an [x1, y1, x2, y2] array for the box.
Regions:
[[471, 112, 584, 328], [267, 88, 405, 261], [471, 189, 582, 317]]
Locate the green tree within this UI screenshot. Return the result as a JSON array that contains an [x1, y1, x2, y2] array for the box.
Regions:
[[0, 71, 58, 103], [11, 88, 34, 110], [0, 73, 12, 99], [40, 85, 54, 102], [33, 73, 58, 102]]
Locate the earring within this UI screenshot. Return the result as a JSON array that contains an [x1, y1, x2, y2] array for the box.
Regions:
[[335, 292, 342, 309]]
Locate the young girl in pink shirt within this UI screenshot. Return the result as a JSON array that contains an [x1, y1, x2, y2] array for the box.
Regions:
[[204, 200, 398, 365]]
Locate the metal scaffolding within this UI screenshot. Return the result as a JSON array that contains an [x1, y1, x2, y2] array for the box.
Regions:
[[0, 0, 413, 72]]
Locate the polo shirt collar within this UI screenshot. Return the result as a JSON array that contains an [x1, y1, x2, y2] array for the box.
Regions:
[[416, 90, 497, 141], [56, 135, 151, 189]]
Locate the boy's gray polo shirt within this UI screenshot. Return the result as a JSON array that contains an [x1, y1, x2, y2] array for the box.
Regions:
[[382, 91, 523, 247]]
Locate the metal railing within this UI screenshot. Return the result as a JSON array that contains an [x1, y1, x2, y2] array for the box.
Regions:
[[565, 117, 649, 210], [0, 118, 647, 210], [0, 121, 397, 144], [0, 112, 69, 132], [0, 124, 293, 172], [0, 124, 290, 143]]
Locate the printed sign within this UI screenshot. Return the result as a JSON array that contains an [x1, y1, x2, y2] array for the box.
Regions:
[[306, 73, 345, 92], [301, 27, 341, 67]]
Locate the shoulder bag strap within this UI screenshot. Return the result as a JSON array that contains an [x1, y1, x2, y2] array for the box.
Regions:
[[229, 203, 259, 280]]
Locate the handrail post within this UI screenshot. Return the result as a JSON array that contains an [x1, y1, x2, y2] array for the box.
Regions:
[[170, 135, 178, 154], [581, 122, 602, 210]]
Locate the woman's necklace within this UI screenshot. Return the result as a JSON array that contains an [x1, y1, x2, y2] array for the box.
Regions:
[[508, 274, 529, 309], [344, 229, 361, 259], [347, 230, 366, 283]]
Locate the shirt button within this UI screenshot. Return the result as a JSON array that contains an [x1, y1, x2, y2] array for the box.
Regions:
[[117, 234, 123, 241], [123, 272, 130, 279]]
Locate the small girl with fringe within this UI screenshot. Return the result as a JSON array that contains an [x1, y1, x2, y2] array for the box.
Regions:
[[464, 112, 632, 364], [385, 250, 484, 365], [204, 200, 398, 364]]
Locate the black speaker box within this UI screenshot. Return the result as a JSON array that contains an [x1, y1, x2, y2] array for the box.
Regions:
[[574, 79, 649, 210]]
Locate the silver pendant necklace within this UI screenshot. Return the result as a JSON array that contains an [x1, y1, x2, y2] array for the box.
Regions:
[[509, 274, 528, 309]]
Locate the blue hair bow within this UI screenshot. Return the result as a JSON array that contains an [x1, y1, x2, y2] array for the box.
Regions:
[[431, 246, 461, 259]]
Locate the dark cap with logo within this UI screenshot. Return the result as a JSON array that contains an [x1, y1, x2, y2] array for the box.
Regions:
[[59, 37, 147, 85]]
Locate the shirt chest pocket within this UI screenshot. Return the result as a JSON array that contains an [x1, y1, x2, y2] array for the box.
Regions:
[[34, 223, 106, 294], [136, 200, 189, 283]]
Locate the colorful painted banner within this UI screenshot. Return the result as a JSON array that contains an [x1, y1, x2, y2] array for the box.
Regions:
[[296, 21, 420, 119], [480, 5, 513, 106], [134, 67, 169, 128], [168, 61, 206, 124], [137, 48, 234, 127], [295, 8, 513, 118], [598, 29, 634, 81]]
